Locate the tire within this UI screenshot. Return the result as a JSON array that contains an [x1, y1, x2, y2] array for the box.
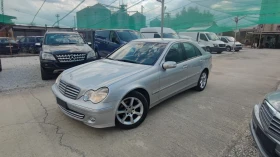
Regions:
[[195, 70, 208, 91], [226, 46, 231, 52], [41, 67, 52, 80], [0, 59, 2, 72], [206, 47, 212, 53], [217, 51, 222, 54], [235, 50, 239, 52], [115, 91, 148, 129]]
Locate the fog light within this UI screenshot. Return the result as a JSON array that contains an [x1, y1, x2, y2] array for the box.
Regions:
[[88, 117, 96, 124]]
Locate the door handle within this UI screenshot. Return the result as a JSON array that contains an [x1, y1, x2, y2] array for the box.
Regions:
[[182, 65, 188, 69]]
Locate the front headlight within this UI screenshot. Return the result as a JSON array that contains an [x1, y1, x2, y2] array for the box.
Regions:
[[87, 50, 96, 59], [42, 52, 56, 60], [55, 74, 62, 85], [213, 44, 218, 47], [83, 87, 109, 104]]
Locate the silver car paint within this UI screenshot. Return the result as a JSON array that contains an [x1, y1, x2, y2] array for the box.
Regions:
[[52, 39, 212, 128]]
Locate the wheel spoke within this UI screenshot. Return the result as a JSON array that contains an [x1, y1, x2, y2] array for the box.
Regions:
[[134, 103, 142, 109], [130, 116, 134, 124], [117, 110, 126, 115], [129, 98, 134, 107], [121, 101, 128, 108], [134, 112, 142, 116], [122, 115, 128, 123]]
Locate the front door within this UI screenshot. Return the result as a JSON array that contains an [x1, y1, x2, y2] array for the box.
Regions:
[[159, 43, 191, 99], [108, 31, 120, 53]]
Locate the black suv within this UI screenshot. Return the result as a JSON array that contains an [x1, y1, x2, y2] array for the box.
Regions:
[[40, 32, 98, 80]]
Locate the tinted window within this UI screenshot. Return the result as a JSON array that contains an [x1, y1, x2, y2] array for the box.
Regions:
[[109, 31, 120, 44], [95, 30, 110, 39], [182, 43, 199, 59], [28, 37, 35, 42], [108, 41, 167, 65], [116, 30, 142, 42], [0, 38, 9, 43], [44, 33, 85, 45], [154, 33, 161, 38], [221, 37, 227, 43], [165, 43, 185, 63], [36, 37, 43, 42], [20, 37, 26, 43], [200, 34, 208, 41]]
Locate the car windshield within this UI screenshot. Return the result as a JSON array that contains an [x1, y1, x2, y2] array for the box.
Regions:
[[108, 41, 167, 65], [226, 37, 235, 42], [44, 33, 85, 45], [206, 33, 219, 41], [116, 30, 142, 42], [163, 33, 179, 39], [0, 38, 9, 43]]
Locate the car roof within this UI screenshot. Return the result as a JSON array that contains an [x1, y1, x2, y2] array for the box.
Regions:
[[45, 31, 78, 34], [133, 38, 196, 44], [96, 29, 137, 31]]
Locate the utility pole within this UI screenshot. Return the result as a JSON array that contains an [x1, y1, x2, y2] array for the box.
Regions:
[[233, 16, 246, 51], [156, 0, 164, 39], [55, 14, 60, 27], [1, 0, 4, 23], [141, 5, 144, 14]]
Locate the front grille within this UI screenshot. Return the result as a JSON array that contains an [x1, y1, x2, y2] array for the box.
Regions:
[[58, 80, 80, 99], [219, 44, 225, 47], [260, 100, 280, 141], [236, 44, 242, 47], [56, 53, 86, 63]]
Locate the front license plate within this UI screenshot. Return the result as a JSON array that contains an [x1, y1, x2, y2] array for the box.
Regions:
[[56, 97, 68, 109]]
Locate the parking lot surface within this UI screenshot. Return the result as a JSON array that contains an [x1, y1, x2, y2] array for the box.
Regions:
[[1, 49, 280, 157]]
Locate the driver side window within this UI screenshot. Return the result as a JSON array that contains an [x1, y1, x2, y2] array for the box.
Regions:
[[200, 34, 208, 41], [109, 31, 120, 44], [165, 43, 184, 63]]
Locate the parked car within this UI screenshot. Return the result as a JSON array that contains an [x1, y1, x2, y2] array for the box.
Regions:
[[178, 32, 226, 54], [52, 38, 212, 129], [0, 37, 20, 55], [40, 31, 98, 80], [219, 36, 242, 52], [18, 36, 43, 53], [140, 27, 179, 39], [95, 29, 142, 57], [179, 35, 207, 51], [250, 91, 280, 157]]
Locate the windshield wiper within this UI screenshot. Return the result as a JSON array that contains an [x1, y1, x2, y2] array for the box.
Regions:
[[116, 59, 139, 64]]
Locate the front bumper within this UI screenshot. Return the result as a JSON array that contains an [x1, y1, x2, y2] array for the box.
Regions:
[[41, 58, 96, 74], [234, 46, 242, 50], [210, 47, 226, 52], [52, 84, 117, 128], [250, 104, 280, 157]]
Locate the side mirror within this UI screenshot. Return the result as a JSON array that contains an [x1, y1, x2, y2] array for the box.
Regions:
[[87, 42, 92, 46], [35, 43, 41, 46], [162, 61, 177, 69]]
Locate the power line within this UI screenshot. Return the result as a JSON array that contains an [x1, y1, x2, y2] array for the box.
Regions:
[[52, 0, 85, 26], [31, 0, 47, 24]]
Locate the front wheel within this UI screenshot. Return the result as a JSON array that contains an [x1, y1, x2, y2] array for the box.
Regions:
[[226, 46, 231, 52], [115, 91, 148, 129], [206, 47, 212, 53], [41, 67, 52, 80], [195, 71, 208, 91], [235, 50, 240, 52], [217, 51, 222, 54]]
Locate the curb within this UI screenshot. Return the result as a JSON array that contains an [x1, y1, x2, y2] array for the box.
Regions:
[[0, 54, 39, 58]]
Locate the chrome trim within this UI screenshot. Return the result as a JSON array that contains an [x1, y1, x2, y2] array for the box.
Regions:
[[58, 80, 80, 99], [55, 53, 86, 63], [59, 106, 85, 119]]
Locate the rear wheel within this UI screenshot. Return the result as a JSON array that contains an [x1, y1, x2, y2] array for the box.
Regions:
[[0, 59, 2, 72], [235, 50, 240, 52], [115, 91, 148, 129], [41, 67, 52, 80], [217, 51, 222, 54], [195, 70, 208, 91]]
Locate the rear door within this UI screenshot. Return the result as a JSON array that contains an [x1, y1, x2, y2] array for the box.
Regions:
[[108, 31, 120, 53], [95, 30, 110, 57], [182, 42, 204, 86]]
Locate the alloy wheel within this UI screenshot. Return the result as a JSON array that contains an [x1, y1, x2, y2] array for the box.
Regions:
[[116, 97, 144, 125], [200, 72, 207, 89]]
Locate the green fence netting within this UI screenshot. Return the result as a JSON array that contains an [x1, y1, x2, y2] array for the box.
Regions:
[[2, 0, 280, 33]]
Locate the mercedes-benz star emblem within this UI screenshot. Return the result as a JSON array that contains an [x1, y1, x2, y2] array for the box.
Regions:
[[69, 54, 76, 61]]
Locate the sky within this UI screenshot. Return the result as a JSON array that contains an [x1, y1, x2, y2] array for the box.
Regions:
[[4, 0, 262, 28]]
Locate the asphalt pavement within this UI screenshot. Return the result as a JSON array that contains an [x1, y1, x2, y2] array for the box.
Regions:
[[1, 49, 280, 157]]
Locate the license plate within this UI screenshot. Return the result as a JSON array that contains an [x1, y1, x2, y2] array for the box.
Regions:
[[56, 97, 68, 109]]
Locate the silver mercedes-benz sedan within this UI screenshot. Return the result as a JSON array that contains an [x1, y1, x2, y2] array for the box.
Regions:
[[52, 38, 212, 129]]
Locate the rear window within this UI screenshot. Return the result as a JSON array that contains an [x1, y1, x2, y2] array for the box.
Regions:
[[116, 30, 142, 42]]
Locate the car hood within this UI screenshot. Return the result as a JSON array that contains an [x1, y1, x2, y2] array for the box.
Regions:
[[43, 44, 92, 54], [62, 59, 151, 90], [211, 40, 225, 44], [265, 91, 280, 112], [228, 41, 242, 45]]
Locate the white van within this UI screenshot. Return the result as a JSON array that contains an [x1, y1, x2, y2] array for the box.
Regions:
[[178, 32, 226, 53], [140, 27, 179, 39], [219, 36, 243, 52]]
